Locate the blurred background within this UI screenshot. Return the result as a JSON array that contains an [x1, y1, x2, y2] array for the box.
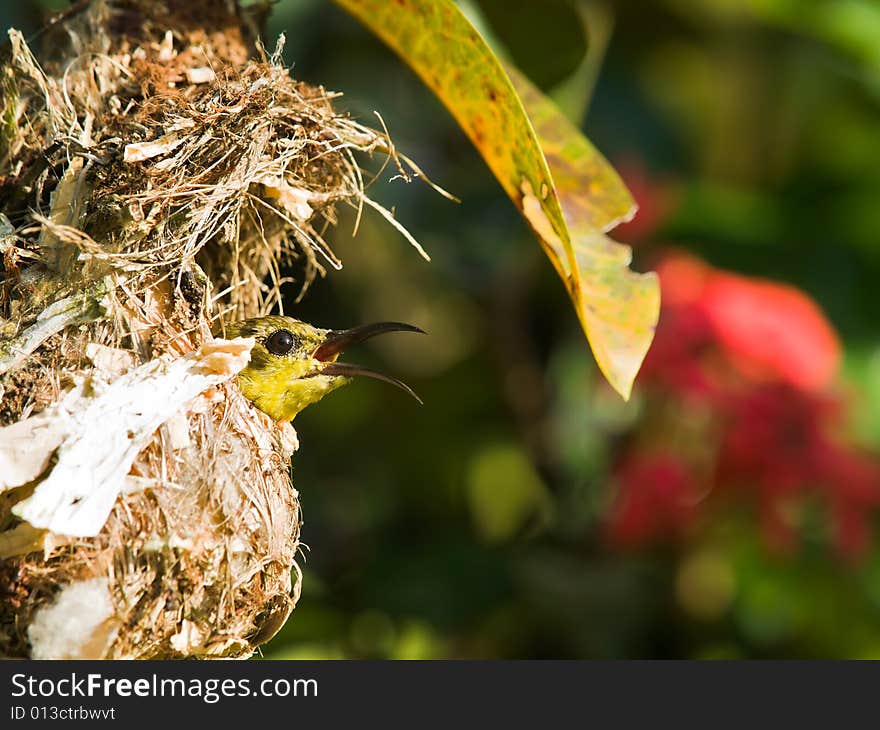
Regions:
[[7, 0, 880, 658]]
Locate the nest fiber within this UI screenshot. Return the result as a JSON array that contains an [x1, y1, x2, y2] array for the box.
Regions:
[[0, 0, 417, 658]]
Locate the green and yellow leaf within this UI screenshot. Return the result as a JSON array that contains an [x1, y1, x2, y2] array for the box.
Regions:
[[332, 0, 660, 399]]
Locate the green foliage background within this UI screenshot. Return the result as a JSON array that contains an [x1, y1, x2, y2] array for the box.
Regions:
[[6, 0, 880, 658]]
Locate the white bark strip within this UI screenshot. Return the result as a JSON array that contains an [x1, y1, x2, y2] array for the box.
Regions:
[[3, 337, 254, 537]]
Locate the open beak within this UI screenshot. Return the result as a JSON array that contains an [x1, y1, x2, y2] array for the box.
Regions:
[[313, 322, 425, 361], [311, 322, 425, 404]]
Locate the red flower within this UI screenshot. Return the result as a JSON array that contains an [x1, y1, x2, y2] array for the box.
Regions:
[[714, 383, 835, 553], [715, 383, 835, 491], [609, 250, 879, 559], [651, 251, 841, 392], [700, 273, 841, 391], [820, 447, 880, 560], [606, 455, 703, 548]]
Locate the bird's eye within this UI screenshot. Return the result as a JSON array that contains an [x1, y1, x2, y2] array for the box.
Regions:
[[265, 329, 295, 355]]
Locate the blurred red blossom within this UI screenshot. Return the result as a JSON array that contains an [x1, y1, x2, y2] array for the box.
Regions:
[[702, 273, 841, 391], [606, 455, 702, 548], [605, 251, 880, 559], [713, 382, 868, 556], [651, 252, 841, 391]]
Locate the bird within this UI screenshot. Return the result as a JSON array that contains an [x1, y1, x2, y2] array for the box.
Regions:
[[222, 315, 424, 422]]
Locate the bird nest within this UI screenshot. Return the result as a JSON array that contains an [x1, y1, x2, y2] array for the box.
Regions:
[[0, 0, 424, 658]]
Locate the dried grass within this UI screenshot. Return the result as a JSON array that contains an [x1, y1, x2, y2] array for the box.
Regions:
[[0, 0, 423, 658]]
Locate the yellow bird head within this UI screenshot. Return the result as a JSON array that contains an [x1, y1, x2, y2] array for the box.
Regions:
[[223, 315, 424, 422]]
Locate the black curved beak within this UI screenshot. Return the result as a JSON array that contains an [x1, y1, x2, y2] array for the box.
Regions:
[[319, 362, 423, 404], [313, 321, 425, 362], [311, 322, 425, 404]]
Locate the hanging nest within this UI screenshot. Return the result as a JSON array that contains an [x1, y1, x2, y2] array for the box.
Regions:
[[0, 0, 425, 659]]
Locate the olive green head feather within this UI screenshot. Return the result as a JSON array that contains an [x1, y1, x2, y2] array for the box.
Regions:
[[223, 315, 423, 422]]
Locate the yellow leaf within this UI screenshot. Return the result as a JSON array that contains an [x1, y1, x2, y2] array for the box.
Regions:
[[332, 0, 660, 398], [510, 69, 660, 398]]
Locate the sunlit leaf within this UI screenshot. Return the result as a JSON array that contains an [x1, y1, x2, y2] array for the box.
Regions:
[[506, 67, 633, 232], [331, 0, 660, 398], [508, 68, 660, 397]]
